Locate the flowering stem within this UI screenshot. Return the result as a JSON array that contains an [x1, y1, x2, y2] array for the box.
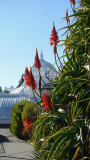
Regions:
[[32, 90, 42, 119], [88, 48, 90, 80], [55, 54, 62, 72], [38, 70, 51, 90], [32, 89, 42, 108], [50, 112, 56, 125], [45, 75, 55, 89], [70, 3, 75, 13], [56, 52, 63, 68], [39, 70, 46, 86], [38, 70, 41, 95], [34, 89, 42, 98], [68, 108, 73, 126], [45, 75, 51, 82]]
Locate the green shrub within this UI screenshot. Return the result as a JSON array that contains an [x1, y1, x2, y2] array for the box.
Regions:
[[11, 100, 28, 139], [22, 101, 37, 123]]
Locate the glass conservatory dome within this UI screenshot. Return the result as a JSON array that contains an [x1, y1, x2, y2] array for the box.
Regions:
[[10, 50, 56, 96], [31, 51, 56, 86]]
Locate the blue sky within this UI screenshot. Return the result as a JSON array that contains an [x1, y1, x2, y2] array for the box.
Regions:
[[0, 0, 77, 90]]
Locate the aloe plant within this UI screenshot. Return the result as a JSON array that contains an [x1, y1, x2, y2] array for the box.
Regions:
[[32, 0, 90, 159]]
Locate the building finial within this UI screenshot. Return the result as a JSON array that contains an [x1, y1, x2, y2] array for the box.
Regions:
[[40, 47, 43, 59]]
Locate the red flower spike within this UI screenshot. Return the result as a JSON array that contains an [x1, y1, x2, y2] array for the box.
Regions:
[[66, 8, 68, 17], [66, 8, 70, 25], [35, 48, 41, 70], [26, 67, 36, 90], [50, 22, 60, 54], [24, 112, 33, 132], [42, 92, 53, 113], [70, 0, 75, 6], [24, 67, 29, 81]]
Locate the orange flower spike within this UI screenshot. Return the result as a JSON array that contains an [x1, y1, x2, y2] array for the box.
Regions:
[[35, 48, 41, 70]]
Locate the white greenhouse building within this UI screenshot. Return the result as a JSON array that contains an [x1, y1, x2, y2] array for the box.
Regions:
[[0, 51, 56, 124]]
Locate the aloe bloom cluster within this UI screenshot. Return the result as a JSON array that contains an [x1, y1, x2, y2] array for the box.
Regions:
[[24, 112, 33, 132], [25, 67, 36, 90], [24, 49, 42, 90], [24, 67, 29, 80], [42, 92, 53, 113], [35, 48, 41, 70], [50, 22, 59, 55]]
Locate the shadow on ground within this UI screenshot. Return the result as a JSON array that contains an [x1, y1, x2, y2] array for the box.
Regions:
[[0, 156, 33, 160], [0, 135, 9, 143]]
